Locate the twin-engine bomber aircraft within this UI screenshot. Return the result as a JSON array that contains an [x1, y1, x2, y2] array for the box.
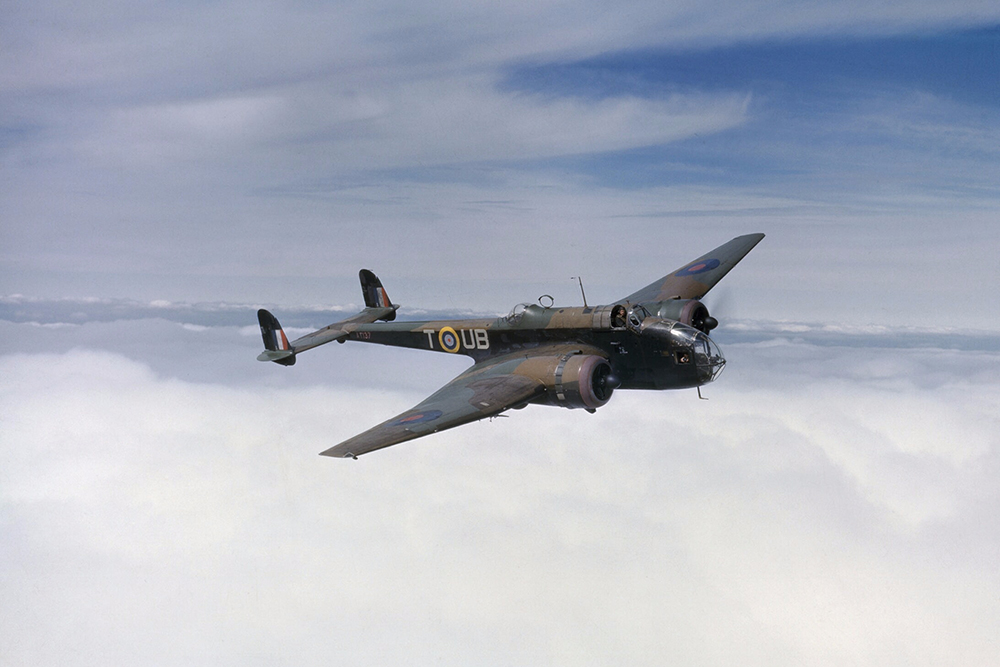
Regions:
[[257, 233, 764, 459]]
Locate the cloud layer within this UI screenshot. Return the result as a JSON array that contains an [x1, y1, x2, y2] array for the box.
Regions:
[[3, 4, 1000, 662], [2, 313, 998, 665]]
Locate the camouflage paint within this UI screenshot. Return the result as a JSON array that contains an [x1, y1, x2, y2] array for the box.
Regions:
[[257, 234, 764, 458]]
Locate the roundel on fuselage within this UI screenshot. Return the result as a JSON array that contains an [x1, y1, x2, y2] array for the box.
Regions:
[[438, 326, 461, 353]]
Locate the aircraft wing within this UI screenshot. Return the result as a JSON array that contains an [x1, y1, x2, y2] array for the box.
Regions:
[[623, 233, 765, 303], [320, 354, 547, 459]]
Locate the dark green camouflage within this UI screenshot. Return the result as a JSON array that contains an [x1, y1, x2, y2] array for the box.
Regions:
[[257, 233, 764, 458]]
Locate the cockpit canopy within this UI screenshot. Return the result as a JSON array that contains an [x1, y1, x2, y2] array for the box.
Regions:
[[625, 304, 650, 333], [504, 302, 550, 326], [505, 302, 528, 325]]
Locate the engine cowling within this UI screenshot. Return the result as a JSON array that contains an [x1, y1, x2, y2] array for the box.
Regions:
[[539, 354, 616, 410], [654, 299, 718, 334]]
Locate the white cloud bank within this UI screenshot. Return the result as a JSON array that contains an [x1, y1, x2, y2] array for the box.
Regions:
[[2, 337, 998, 666]]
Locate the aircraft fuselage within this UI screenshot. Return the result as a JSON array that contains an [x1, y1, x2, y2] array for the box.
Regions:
[[343, 302, 724, 391]]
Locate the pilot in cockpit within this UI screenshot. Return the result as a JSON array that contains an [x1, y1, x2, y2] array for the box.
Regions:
[[611, 305, 627, 329]]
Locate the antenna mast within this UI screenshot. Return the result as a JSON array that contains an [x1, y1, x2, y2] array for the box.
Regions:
[[571, 276, 589, 308]]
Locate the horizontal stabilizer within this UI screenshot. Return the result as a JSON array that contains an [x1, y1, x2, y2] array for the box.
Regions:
[[288, 305, 396, 354], [256, 271, 400, 363], [257, 349, 295, 362]]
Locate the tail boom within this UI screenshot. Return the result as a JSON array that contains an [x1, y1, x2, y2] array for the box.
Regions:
[[256, 269, 399, 365]]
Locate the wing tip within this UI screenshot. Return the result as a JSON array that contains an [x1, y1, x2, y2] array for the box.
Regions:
[[319, 447, 357, 459], [732, 232, 765, 245]]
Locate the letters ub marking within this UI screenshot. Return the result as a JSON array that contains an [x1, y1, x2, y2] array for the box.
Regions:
[[475, 329, 489, 349]]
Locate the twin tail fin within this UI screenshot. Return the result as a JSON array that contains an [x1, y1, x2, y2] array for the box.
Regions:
[[360, 269, 396, 320], [257, 309, 296, 365], [257, 269, 397, 365]]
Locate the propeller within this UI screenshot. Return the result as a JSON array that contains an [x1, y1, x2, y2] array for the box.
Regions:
[[691, 306, 719, 333], [593, 364, 622, 401], [705, 285, 734, 332]]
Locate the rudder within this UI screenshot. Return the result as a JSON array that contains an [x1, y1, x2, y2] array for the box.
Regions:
[[359, 269, 396, 321], [257, 309, 296, 365]]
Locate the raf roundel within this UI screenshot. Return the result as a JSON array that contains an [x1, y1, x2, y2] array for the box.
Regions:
[[391, 410, 443, 427], [438, 326, 461, 353], [675, 258, 721, 277]]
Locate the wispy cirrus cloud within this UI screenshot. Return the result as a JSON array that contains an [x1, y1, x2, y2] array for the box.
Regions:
[[3, 3, 999, 324]]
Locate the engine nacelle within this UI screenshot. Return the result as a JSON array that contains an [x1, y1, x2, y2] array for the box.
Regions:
[[653, 299, 718, 333], [538, 354, 616, 410]]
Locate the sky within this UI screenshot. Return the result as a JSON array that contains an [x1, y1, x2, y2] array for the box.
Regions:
[[2, 1, 1000, 665]]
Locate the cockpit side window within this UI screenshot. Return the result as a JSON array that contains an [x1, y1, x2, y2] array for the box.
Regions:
[[611, 304, 627, 329]]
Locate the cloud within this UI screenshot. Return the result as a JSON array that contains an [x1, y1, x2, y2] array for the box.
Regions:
[[3, 5, 999, 334], [3, 4, 1000, 662], [2, 321, 998, 665], [5, 2, 998, 97], [16, 75, 749, 181]]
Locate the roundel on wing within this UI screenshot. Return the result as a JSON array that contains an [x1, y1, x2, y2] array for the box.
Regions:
[[391, 410, 443, 427], [438, 326, 461, 353], [675, 258, 721, 277]]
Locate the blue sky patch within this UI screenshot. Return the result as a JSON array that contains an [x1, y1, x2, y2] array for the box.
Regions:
[[500, 28, 1000, 192], [505, 28, 1000, 108]]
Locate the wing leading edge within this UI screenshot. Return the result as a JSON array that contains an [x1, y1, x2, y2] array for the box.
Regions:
[[320, 354, 548, 459], [624, 233, 765, 304]]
